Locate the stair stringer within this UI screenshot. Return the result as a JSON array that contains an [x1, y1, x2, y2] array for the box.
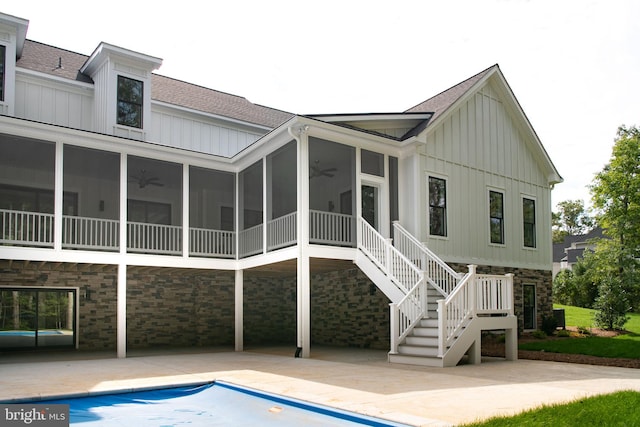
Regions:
[[354, 250, 405, 303], [442, 314, 520, 367]]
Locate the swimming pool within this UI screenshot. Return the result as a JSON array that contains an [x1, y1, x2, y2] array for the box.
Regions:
[[36, 381, 410, 426]]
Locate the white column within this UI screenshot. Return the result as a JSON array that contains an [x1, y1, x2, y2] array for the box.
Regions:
[[117, 153, 127, 358], [235, 269, 244, 351], [182, 164, 189, 258], [295, 125, 311, 357], [117, 262, 127, 358], [54, 142, 63, 251]]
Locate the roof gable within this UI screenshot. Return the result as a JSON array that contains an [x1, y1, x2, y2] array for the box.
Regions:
[[408, 64, 562, 185]]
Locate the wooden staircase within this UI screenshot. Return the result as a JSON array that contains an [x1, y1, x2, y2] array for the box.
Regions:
[[356, 218, 518, 368]]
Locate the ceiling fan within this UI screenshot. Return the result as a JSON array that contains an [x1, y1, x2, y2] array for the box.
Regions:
[[310, 160, 337, 179], [129, 169, 164, 188]]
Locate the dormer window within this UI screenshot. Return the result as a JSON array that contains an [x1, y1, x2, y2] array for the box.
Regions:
[[117, 75, 143, 128], [0, 45, 5, 101]]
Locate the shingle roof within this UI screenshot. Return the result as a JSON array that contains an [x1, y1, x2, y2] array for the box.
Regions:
[[16, 40, 293, 129], [151, 75, 292, 129], [405, 64, 497, 124]]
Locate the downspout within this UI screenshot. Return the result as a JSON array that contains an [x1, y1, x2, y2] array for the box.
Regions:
[[288, 124, 311, 358]]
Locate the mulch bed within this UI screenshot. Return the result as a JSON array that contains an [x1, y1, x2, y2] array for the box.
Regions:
[[481, 327, 640, 369]]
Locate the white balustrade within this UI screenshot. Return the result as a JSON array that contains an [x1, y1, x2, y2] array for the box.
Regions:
[[310, 210, 354, 246], [190, 227, 235, 258], [127, 221, 182, 255], [267, 212, 297, 250], [238, 224, 263, 258], [62, 216, 119, 250], [393, 222, 461, 295], [0, 209, 54, 247]]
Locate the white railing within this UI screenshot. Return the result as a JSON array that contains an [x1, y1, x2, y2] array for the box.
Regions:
[[393, 222, 461, 296], [390, 278, 426, 353], [438, 272, 474, 355], [190, 227, 235, 258], [268, 212, 297, 250], [63, 216, 119, 250], [127, 221, 182, 255], [358, 217, 427, 353], [438, 266, 514, 356], [476, 273, 514, 315], [239, 224, 263, 258], [310, 210, 354, 246], [0, 209, 54, 247]]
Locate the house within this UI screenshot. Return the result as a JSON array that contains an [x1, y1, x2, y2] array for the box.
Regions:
[[0, 11, 562, 367], [552, 227, 604, 278]]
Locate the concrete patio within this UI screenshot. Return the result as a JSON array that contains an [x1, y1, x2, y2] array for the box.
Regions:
[[2, 347, 640, 426]]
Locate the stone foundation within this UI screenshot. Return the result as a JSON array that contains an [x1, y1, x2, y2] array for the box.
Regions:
[[126, 268, 235, 348], [448, 263, 553, 332], [311, 268, 390, 350]]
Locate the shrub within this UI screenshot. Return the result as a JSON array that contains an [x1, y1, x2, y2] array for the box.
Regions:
[[532, 330, 547, 339], [556, 329, 570, 338]]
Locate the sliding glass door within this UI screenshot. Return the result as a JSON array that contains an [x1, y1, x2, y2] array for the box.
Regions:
[[0, 288, 76, 349]]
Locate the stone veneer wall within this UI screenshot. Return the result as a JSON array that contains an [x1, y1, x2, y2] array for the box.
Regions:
[[0, 264, 118, 350], [126, 269, 235, 348], [243, 274, 297, 345], [448, 263, 553, 333], [311, 268, 390, 350]]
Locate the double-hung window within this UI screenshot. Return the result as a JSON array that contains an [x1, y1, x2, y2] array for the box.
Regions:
[[117, 75, 143, 128], [489, 190, 504, 244], [0, 45, 6, 102], [428, 176, 447, 237], [523, 197, 536, 248]]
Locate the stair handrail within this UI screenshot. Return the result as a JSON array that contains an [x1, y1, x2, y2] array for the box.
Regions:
[[392, 222, 462, 295], [437, 265, 476, 357], [389, 277, 426, 353], [358, 217, 422, 295]]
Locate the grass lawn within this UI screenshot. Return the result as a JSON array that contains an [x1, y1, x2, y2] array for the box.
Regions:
[[461, 390, 640, 427], [518, 305, 640, 359], [554, 304, 640, 333]]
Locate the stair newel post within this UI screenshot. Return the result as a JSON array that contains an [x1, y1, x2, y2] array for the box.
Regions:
[[385, 238, 393, 278], [467, 264, 477, 317], [420, 274, 428, 318], [389, 302, 398, 354], [437, 299, 445, 357], [506, 273, 514, 315]]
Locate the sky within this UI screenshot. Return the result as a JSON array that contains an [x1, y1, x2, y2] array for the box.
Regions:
[[4, 1, 639, 211]]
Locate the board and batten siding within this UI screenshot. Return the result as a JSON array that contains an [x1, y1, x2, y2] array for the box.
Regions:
[[419, 82, 552, 271], [15, 74, 93, 130], [150, 107, 265, 157]]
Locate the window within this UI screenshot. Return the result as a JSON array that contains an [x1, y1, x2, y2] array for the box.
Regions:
[[117, 75, 143, 128], [523, 198, 536, 248], [361, 150, 384, 176], [489, 190, 504, 244], [429, 177, 447, 236], [0, 45, 5, 101], [523, 284, 536, 330]]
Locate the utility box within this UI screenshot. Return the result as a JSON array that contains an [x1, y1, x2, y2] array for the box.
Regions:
[[553, 308, 566, 329]]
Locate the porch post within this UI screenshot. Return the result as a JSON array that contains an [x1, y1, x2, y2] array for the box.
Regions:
[[235, 269, 244, 351], [54, 141, 63, 251], [290, 124, 311, 357], [117, 262, 127, 358], [117, 153, 127, 358], [182, 164, 189, 258]]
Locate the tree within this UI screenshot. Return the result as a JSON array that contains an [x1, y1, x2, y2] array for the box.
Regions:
[[552, 199, 594, 243], [587, 125, 640, 327]]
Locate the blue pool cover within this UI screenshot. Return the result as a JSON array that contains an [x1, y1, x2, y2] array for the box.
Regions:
[[37, 381, 410, 426]]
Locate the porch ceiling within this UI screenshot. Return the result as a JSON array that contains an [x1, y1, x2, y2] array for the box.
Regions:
[[245, 258, 355, 277], [0, 258, 356, 277]]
